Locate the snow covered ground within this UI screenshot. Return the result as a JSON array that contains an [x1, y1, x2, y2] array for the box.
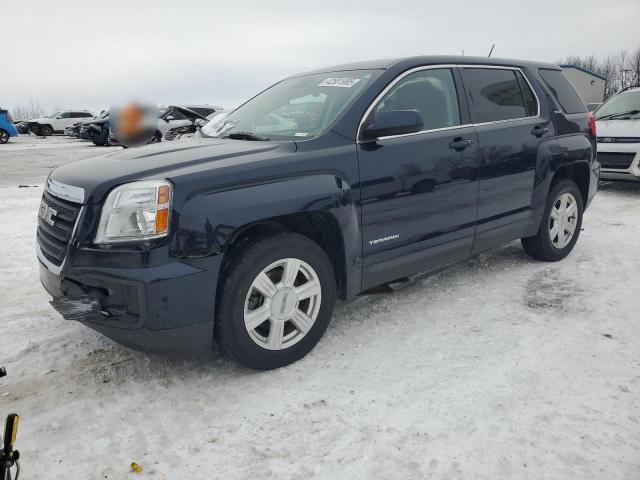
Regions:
[[1, 136, 639, 479]]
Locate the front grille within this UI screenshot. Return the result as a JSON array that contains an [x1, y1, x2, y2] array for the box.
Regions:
[[37, 190, 82, 266], [597, 152, 636, 169]]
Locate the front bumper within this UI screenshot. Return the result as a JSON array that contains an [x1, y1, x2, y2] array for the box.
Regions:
[[38, 238, 222, 355], [597, 143, 640, 181]]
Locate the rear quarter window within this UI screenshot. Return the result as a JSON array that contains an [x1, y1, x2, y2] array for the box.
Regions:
[[538, 69, 587, 114]]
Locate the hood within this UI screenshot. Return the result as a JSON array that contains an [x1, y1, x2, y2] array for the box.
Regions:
[[32, 117, 51, 123], [50, 137, 296, 204], [596, 119, 640, 138], [170, 106, 208, 122]]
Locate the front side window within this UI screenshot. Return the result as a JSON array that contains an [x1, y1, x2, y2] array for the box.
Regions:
[[59, 112, 71, 119], [595, 91, 640, 120], [372, 68, 461, 131], [206, 69, 380, 140], [462, 68, 530, 123]]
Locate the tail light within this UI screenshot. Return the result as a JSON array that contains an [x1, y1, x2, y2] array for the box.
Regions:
[[588, 112, 596, 138]]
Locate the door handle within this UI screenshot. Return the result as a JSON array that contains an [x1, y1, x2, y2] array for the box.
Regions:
[[449, 138, 474, 151], [531, 125, 548, 137]]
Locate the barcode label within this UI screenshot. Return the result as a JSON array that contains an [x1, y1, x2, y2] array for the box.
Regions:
[[318, 78, 361, 88]]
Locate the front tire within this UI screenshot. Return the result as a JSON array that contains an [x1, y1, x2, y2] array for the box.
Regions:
[[0, 129, 8, 144], [521, 178, 583, 262], [40, 124, 53, 136], [215, 232, 336, 370]]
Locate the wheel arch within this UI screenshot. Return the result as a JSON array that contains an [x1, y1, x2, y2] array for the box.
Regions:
[[551, 160, 590, 208], [170, 173, 362, 300], [221, 211, 348, 300]]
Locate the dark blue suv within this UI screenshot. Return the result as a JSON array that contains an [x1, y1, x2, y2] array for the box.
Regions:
[[37, 56, 599, 369]]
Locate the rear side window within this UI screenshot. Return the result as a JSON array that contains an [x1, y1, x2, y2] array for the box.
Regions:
[[462, 68, 530, 123], [538, 69, 587, 114], [515, 71, 538, 117]]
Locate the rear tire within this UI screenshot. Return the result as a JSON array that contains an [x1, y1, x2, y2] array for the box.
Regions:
[[215, 232, 336, 370], [40, 124, 53, 136], [521, 178, 583, 262], [0, 129, 8, 144]]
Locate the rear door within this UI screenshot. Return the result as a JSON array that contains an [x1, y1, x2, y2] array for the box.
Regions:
[[459, 66, 548, 253], [358, 67, 480, 289]]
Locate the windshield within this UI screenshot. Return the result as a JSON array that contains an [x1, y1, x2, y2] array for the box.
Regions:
[[595, 91, 640, 120], [206, 69, 380, 140], [47, 111, 62, 118]]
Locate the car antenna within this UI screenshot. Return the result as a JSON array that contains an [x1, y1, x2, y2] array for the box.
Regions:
[[488, 44, 495, 57]]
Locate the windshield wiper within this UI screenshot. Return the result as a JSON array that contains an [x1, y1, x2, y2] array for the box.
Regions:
[[225, 131, 270, 141], [596, 109, 640, 120]]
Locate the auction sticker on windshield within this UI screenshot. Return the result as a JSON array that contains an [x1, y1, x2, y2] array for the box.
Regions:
[[318, 78, 361, 88]]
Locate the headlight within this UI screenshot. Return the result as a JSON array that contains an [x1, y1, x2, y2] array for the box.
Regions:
[[94, 180, 172, 244]]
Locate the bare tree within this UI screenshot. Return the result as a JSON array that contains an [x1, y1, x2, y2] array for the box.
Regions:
[[559, 45, 640, 99], [12, 99, 46, 121]]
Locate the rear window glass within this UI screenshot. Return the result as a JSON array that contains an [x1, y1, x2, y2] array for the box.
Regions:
[[461, 68, 529, 123], [538, 69, 587, 114]]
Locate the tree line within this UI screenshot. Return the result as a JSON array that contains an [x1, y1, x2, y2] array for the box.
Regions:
[[559, 46, 640, 99]]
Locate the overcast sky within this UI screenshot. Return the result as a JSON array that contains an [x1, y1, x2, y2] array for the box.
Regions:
[[2, 0, 638, 115]]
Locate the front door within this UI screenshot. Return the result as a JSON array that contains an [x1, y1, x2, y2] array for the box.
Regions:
[[358, 67, 480, 290]]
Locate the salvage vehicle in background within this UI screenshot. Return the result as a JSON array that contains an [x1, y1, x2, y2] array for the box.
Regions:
[[0, 109, 18, 143], [28, 110, 94, 136], [595, 86, 640, 181], [164, 108, 227, 141], [110, 105, 222, 146], [37, 56, 599, 369], [85, 112, 112, 146], [65, 110, 107, 138], [14, 120, 31, 134]]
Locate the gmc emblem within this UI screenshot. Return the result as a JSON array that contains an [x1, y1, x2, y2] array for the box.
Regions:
[[38, 202, 58, 226]]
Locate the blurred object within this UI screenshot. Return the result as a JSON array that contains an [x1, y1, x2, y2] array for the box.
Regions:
[[0, 368, 5, 378], [111, 104, 223, 147], [1, 413, 20, 480], [110, 102, 159, 148], [130, 462, 142, 473]]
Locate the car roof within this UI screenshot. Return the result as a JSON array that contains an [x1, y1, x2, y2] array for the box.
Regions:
[[296, 55, 560, 76]]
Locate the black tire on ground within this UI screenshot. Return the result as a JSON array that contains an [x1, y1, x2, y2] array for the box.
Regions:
[[521, 178, 584, 262], [40, 124, 53, 136], [215, 231, 336, 370], [0, 129, 8, 144]]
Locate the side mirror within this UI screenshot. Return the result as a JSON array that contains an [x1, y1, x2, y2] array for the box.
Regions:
[[165, 115, 174, 121], [362, 110, 424, 140]]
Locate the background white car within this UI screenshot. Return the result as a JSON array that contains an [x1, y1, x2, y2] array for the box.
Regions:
[[595, 86, 640, 181], [29, 110, 94, 136]]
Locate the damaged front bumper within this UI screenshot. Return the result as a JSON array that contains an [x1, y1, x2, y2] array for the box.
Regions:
[[38, 250, 221, 355]]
